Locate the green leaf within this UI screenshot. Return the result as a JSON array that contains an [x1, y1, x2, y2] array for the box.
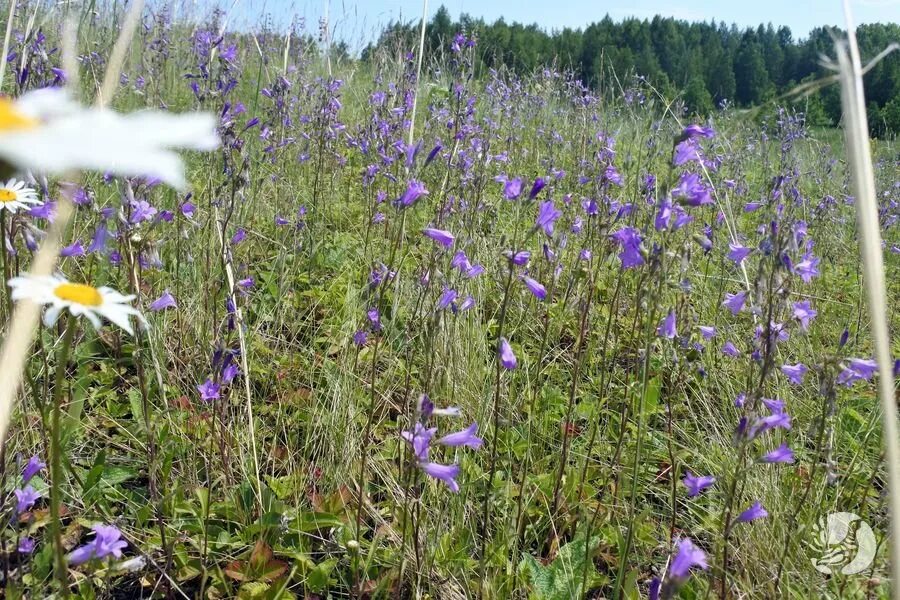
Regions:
[[128, 388, 144, 428], [305, 557, 337, 593], [294, 512, 344, 533], [81, 449, 107, 501], [518, 532, 600, 600], [642, 377, 661, 416]]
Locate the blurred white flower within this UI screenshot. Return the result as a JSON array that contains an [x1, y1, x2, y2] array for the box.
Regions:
[[116, 556, 146, 573], [0, 89, 218, 189], [0, 178, 39, 213], [8, 274, 145, 334]]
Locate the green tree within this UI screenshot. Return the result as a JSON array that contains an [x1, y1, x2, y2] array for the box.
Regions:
[[733, 32, 771, 105], [683, 76, 714, 114]]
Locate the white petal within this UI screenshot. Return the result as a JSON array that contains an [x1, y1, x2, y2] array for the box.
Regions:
[[43, 304, 62, 328], [99, 306, 135, 335], [82, 310, 101, 330], [0, 108, 218, 189]]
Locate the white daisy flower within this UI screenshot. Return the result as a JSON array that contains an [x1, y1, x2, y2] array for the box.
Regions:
[[8, 274, 146, 335], [0, 178, 40, 213], [0, 89, 218, 189]]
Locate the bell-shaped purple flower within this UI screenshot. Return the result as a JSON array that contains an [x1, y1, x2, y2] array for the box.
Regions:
[[780, 363, 807, 385], [793, 253, 820, 283], [67, 524, 128, 565], [14, 486, 40, 513], [423, 227, 454, 248], [437, 288, 457, 310], [87, 223, 109, 254], [438, 423, 483, 449], [792, 300, 817, 331], [722, 291, 747, 316], [521, 275, 547, 301], [682, 472, 716, 497], [535, 200, 561, 236], [658, 310, 677, 339], [504, 250, 531, 266], [669, 538, 708, 579], [197, 379, 220, 402], [419, 462, 461, 492], [698, 326, 717, 340], [727, 242, 752, 265], [736, 501, 768, 523], [610, 226, 644, 269], [150, 290, 177, 311], [402, 422, 437, 462], [502, 177, 523, 200], [681, 124, 715, 139], [60, 240, 85, 258], [761, 443, 794, 464], [837, 358, 879, 385], [399, 179, 428, 207], [18, 537, 35, 554]]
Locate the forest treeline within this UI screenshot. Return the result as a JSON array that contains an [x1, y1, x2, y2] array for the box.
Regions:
[[361, 7, 900, 135]]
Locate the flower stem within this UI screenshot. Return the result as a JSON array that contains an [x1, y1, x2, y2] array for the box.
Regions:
[[49, 312, 77, 597]]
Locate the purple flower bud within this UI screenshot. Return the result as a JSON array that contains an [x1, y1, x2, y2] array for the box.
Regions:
[[497, 336, 519, 370], [529, 177, 546, 199], [424, 143, 442, 167], [22, 455, 45, 484]]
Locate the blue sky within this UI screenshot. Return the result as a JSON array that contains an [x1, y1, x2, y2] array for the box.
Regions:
[[223, 0, 900, 47]]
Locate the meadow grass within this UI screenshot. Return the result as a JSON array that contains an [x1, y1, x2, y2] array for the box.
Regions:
[[0, 3, 897, 599]]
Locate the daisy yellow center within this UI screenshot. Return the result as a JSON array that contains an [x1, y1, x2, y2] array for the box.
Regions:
[[0, 98, 37, 131], [53, 283, 102, 306], [0, 189, 16, 203]]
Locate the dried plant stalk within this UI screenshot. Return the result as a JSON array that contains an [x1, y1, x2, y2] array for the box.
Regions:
[[836, 1, 900, 593]]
